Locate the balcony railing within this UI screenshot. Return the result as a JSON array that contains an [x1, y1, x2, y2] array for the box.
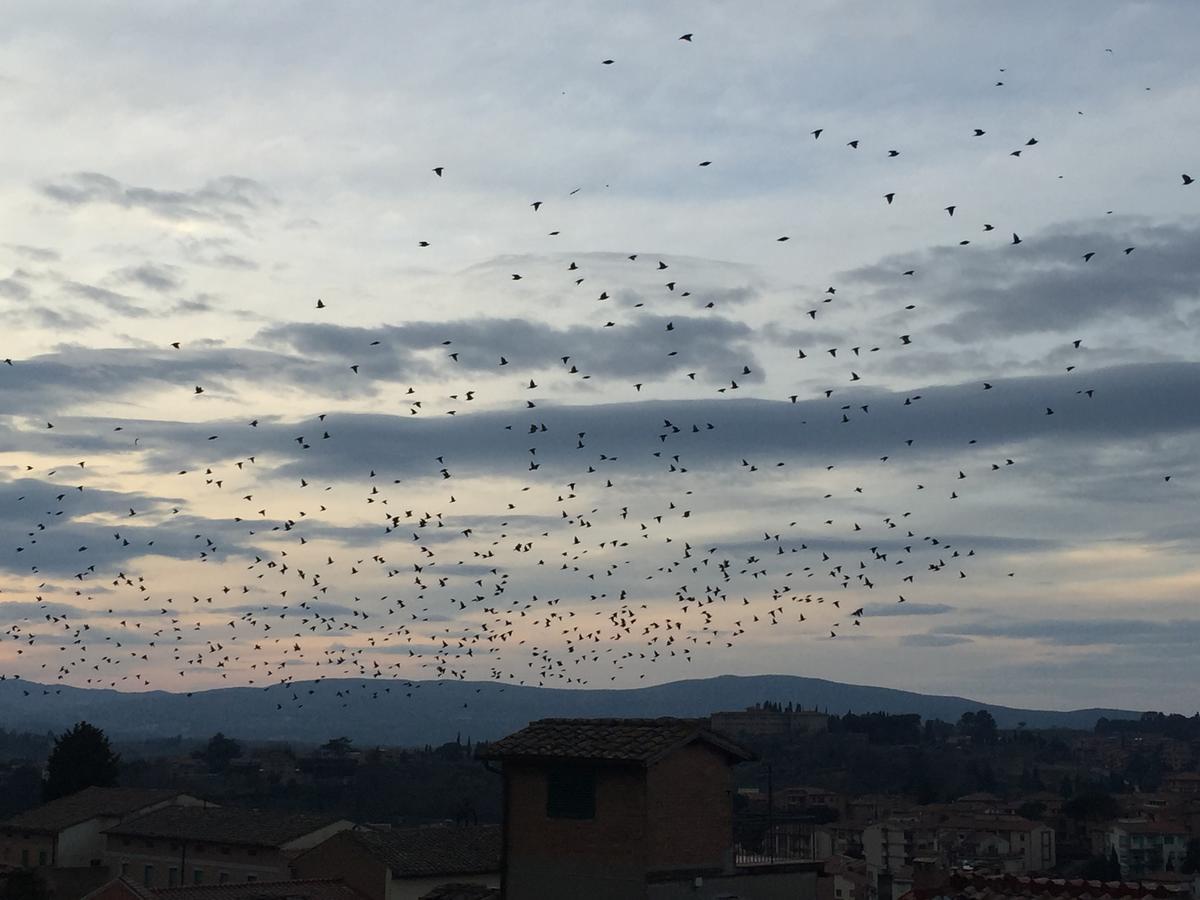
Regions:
[[734, 815, 822, 865]]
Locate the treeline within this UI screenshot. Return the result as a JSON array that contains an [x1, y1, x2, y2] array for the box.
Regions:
[[826, 709, 998, 745], [0, 727, 53, 760], [1097, 711, 1200, 741]]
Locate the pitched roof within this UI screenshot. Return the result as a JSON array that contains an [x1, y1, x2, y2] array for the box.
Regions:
[[335, 826, 500, 878], [476, 717, 754, 765], [2, 787, 188, 833], [154, 880, 366, 900], [904, 871, 1190, 900], [106, 806, 345, 848], [418, 886, 500, 900]]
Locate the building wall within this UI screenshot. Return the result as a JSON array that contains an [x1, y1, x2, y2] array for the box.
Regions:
[[292, 832, 388, 900], [0, 793, 206, 872], [504, 760, 648, 900], [280, 821, 355, 853], [105, 835, 291, 887], [0, 831, 55, 868], [57, 818, 119, 868], [645, 744, 736, 872]]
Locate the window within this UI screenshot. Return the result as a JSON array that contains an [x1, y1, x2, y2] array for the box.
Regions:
[[546, 766, 596, 819], [143, 865, 155, 888], [247, 875, 257, 883], [37, 850, 47, 866], [121, 863, 129, 877], [219, 872, 230, 884], [21, 849, 28, 867], [169, 867, 179, 887], [91, 859, 102, 868], [194, 869, 204, 885]]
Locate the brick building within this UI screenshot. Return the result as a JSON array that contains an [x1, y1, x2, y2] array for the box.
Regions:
[[0, 787, 204, 871], [291, 825, 500, 900], [478, 716, 824, 900], [103, 807, 353, 888]]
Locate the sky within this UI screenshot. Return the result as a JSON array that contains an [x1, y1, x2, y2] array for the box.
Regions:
[[1, 1, 1199, 714]]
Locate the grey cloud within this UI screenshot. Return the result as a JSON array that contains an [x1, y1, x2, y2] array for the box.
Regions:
[[40, 172, 275, 228], [868, 603, 955, 617], [178, 237, 260, 271], [0, 600, 86, 619], [112, 263, 184, 293], [63, 281, 152, 318], [11, 361, 1198, 491], [0, 345, 370, 414], [260, 314, 764, 384], [0, 479, 261, 577], [901, 633, 973, 647], [150, 360, 1200, 479], [5, 245, 61, 263], [843, 219, 1200, 340], [0, 276, 32, 300], [932, 617, 1200, 647]]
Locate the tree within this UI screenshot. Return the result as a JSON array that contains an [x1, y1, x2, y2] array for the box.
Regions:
[[195, 733, 242, 774], [1182, 839, 1200, 875], [958, 709, 999, 745], [1064, 790, 1121, 822], [44, 722, 120, 801], [321, 736, 354, 757]]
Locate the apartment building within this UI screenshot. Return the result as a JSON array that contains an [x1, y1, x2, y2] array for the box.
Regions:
[[103, 806, 353, 888], [0, 787, 204, 870]]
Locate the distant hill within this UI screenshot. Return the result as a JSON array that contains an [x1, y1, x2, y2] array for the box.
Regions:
[[0, 674, 1143, 746]]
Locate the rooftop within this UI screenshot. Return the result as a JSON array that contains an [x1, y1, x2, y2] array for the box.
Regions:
[[905, 872, 1191, 900], [107, 806, 345, 848], [153, 879, 366, 900], [2, 787, 189, 834], [417, 886, 500, 900], [476, 717, 753, 765], [332, 826, 500, 878]]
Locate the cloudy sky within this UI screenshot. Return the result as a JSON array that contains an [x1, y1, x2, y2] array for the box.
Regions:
[[2, 1, 1199, 714]]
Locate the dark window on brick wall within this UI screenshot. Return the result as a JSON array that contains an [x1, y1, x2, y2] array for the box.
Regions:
[[546, 766, 596, 819]]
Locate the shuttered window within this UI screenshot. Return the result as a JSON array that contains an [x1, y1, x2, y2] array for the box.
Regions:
[[546, 766, 596, 819]]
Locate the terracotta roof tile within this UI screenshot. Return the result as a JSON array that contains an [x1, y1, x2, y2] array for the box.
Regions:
[[153, 879, 366, 900], [475, 717, 754, 765], [106, 807, 346, 848], [2, 788, 189, 833], [906, 871, 1190, 900], [417, 885, 500, 900], [339, 826, 500, 878]]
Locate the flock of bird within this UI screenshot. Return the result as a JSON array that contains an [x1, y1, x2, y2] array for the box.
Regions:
[[0, 30, 1194, 714]]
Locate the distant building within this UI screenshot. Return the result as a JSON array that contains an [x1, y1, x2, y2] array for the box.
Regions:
[[1163, 773, 1200, 795], [1105, 819, 1191, 878], [863, 813, 1054, 879], [478, 716, 824, 900], [291, 825, 500, 900], [711, 705, 830, 738], [103, 806, 354, 888], [820, 854, 877, 900], [0, 787, 204, 870]]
